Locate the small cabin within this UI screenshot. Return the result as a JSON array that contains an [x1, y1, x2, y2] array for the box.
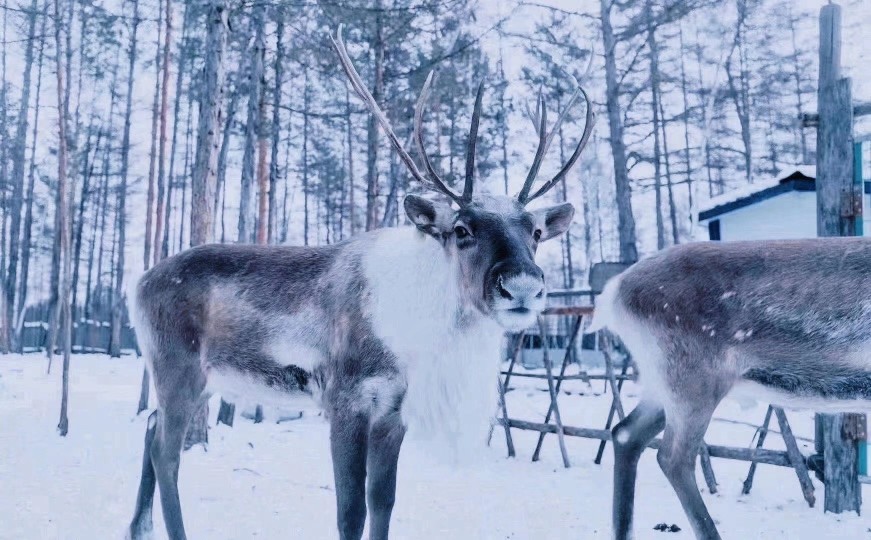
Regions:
[[698, 169, 871, 241]]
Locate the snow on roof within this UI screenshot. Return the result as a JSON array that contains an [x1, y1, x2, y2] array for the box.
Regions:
[[696, 168, 815, 216]]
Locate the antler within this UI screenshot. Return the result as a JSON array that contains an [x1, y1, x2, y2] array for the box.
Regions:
[[463, 82, 485, 202], [330, 25, 467, 206], [516, 83, 596, 205]]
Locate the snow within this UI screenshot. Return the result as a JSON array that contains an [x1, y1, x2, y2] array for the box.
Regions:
[[697, 176, 784, 217], [1, 353, 869, 539]]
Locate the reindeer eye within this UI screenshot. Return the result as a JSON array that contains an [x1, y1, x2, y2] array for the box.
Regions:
[[533, 229, 542, 242], [454, 225, 470, 239]]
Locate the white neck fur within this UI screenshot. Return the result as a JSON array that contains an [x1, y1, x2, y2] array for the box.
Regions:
[[363, 227, 503, 462]]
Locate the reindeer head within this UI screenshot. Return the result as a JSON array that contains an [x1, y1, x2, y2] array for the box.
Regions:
[[331, 27, 595, 330]]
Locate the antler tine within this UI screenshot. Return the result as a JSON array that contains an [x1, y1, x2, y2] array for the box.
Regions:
[[462, 82, 485, 203], [412, 72, 463, 204], [523, 92, 543, 134], [526, 86, 596, 203], [516, 91, 548, 203], [329, 26, 461, 204]]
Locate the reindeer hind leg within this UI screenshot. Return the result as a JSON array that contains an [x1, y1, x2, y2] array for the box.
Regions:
[[611, 400, 666, 540], [128, 410, 159, 540], [657, 385, 727, 540]]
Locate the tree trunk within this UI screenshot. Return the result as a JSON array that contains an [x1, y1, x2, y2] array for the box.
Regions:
[[93, 147, 111, 349], [726, 0, 752, 183], [647, 5, 666, 251], [16, 9, 48, 345], [238, 4, 265, 244], [0, 9, 8, 348], [788, 10, 809, 164], [216, 89, 238, 242], [255, 59, 269, 245], [693, 31, 718, 197], [82, 160, 101, 352], [143, 0, 163, 272], [152, 0, 173, 266], [54, 0, 74, 436], [659, 94, 679, 245], [345, 89, 356, 234], [191, 1, 227, 246], [138, 0, 164, 412], [281, 111, 293, 243], [110, 0, 141, 358], [5, 0, 40, 351], [187, 0, 228, 443], [70, 121, 104, 349], [600, 0, 638, 263], [176, 96, 194, 252], [365, 0, 385, 231], [497, 35, 510, 195], [556, 106, 574, 289], [678, 22, 695, 231], [302, 70, 310, 245], [162, 2, 191, 260], [267, 12, 284, 244]]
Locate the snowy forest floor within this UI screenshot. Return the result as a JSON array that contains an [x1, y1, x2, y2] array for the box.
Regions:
[[1, 354, 869, 539]]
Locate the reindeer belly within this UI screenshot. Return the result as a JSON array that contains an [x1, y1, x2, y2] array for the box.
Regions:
[[203, 334, 324, 411], [731, 366, 871, 412]]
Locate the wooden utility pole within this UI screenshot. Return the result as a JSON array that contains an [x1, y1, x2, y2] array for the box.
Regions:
[[811, 2, 865, 515]]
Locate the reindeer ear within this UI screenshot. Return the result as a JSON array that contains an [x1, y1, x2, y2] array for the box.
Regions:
[[532, 202, 575, 242], [404, 195, 454, 238]]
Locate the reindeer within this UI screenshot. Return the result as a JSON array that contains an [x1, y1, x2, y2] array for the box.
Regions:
[[589, 237, 871, 539], [126, 27, 594, 540]]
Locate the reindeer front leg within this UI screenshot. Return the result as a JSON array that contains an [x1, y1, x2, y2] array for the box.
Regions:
[[366, 411, 406, 540], [331, 413, 369, 540]]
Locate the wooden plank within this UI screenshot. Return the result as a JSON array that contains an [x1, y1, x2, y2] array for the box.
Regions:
[[595, 359, 630, 464], [502, 418, 794, 467], [801, 103, 871, 127], [699, 444, 718, 494], [742, 405, 774, 495], [532, 316, 584, 462], [541, 306, 594, 316], [496, 378, 515, 458], [491, 331, 524, 457], [501, 372, 589, 381], [600, 332, 625, 420], [537, 316, 570, 468], [499, 371, 634, 382], [774, 407, 817, 507]]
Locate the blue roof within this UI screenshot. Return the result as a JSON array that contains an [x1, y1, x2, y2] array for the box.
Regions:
[[699, 171, 871, 221]]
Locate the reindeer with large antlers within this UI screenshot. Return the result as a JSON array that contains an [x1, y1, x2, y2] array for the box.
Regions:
[[127, 27, 594, 540]]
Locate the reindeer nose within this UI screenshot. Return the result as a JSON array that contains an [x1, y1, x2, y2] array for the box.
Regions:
[[497, 273, 545, 303]]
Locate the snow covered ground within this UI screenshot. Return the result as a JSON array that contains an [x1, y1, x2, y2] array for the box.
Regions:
[[1, 353, 868, 539]]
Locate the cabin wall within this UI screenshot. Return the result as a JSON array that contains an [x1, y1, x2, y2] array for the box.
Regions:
[[705, 192, 871, 241]]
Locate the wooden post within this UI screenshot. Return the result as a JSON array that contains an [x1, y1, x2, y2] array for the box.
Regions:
[[814, 2, 864, 515], [538, 316, 570, 468]]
